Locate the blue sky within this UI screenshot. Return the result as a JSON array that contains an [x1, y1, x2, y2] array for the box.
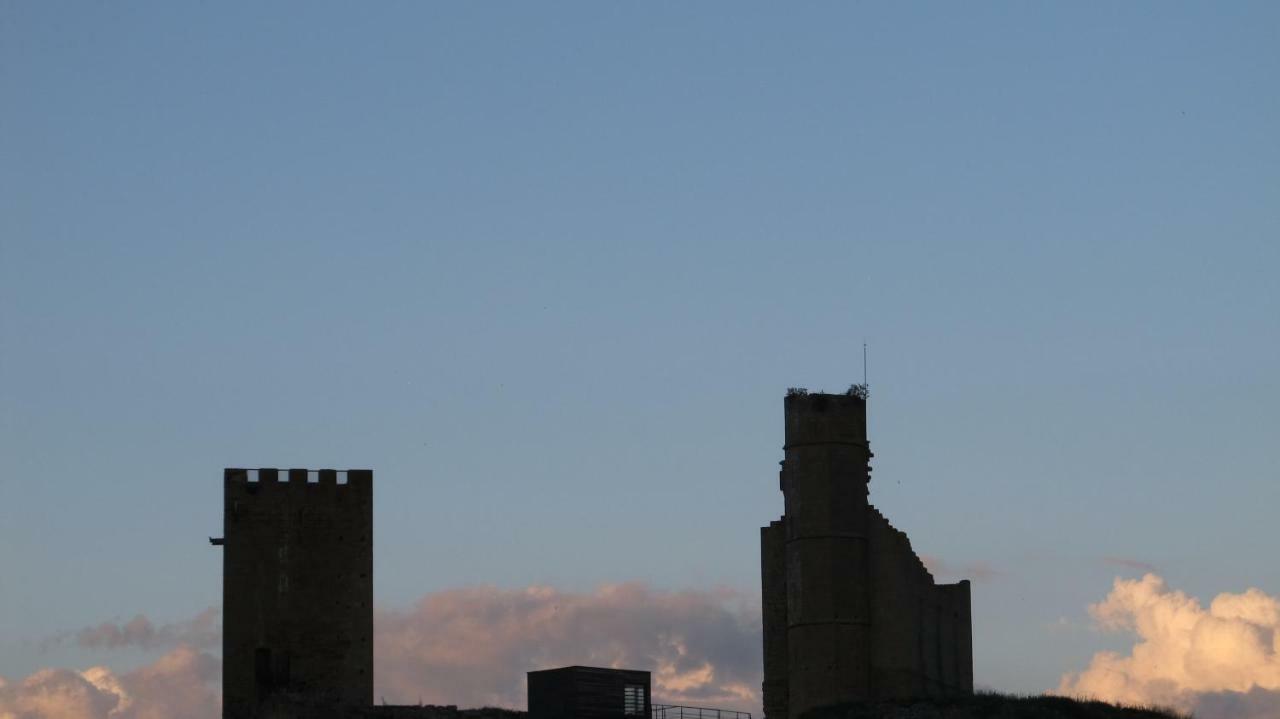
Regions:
[[1, 0, 1277, 706]]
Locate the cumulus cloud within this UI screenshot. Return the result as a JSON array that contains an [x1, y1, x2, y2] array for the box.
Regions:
[[73, 608, 220, 651], [1056, 574, 1280, 719], [374, 583, 762, 713], [0, 646, 219, 719]]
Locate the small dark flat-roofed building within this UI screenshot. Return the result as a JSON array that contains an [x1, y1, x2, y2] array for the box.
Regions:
[[528, 666, 651, 719]]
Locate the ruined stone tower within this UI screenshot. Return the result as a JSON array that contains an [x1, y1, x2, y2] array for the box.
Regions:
[[220, 468, 373, 719], [761, 390, 972, 719]]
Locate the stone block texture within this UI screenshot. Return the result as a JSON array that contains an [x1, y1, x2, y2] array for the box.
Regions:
[[222, 468, 374, 719], [761, 391, 972, 719]]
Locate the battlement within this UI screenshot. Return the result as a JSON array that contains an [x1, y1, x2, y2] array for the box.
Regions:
[[223, 468, 372, 489]]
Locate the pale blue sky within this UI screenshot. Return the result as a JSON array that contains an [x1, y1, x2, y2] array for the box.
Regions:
[[1, 1, 1277, 699]]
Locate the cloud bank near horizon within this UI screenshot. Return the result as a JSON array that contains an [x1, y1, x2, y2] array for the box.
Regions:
[[2, 582, 760, 718], [0, 645, 220, 719], [70, 607, 221, 652], [38, 574, 1280, 719], [1057, 573, 1280, 719], [374, 583, 761, 711]]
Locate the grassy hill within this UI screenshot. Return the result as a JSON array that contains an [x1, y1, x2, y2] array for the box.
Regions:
[[800, 693, 1187, 719]]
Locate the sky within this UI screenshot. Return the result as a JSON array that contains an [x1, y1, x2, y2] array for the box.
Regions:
[[1, 2, 1277, 717]]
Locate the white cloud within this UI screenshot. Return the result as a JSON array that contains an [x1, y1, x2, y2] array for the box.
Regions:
[[0, 646, 218, 719], [1056, 574, 1280, 719]]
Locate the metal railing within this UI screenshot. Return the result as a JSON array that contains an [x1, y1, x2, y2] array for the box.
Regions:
[[653, 704, 752, 719]]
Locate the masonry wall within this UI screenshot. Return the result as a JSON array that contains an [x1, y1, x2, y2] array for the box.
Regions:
[[760, 520, 788, 719], [223, 468, 374, 719], [867, 508, 972, 700], [761, 391, 972, 719], [780, 392, 873, 719]]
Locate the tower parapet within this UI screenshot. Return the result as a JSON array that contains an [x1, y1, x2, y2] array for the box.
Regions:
[[783, 389, 869, 451]]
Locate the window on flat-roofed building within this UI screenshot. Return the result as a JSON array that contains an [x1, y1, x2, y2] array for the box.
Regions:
[[624, 684, 646, 716]]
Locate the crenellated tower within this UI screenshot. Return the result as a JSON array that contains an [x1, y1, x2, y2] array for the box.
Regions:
[[219, 468, 373, 719]]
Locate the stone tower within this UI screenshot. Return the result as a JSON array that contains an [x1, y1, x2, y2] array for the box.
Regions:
[[761, 389, 972, 719], [220, 468, 373, 719]]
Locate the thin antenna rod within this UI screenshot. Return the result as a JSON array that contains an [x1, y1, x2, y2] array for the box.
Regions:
[[863, 342, 868, 386]]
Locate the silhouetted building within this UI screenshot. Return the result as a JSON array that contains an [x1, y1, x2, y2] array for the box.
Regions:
[[213, 469, 748, 719], [527, 667, 651, 719], [220, 468, 373, 719], [760, 389, 972, 719]]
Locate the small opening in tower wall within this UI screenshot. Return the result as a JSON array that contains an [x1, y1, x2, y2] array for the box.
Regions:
[[254, 647, 270, 692], [337, 473, 348, 485]]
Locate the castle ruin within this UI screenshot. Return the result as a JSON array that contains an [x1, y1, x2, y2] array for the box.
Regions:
[[760, 389, 972, 719], [212, 386, 969, 718]]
